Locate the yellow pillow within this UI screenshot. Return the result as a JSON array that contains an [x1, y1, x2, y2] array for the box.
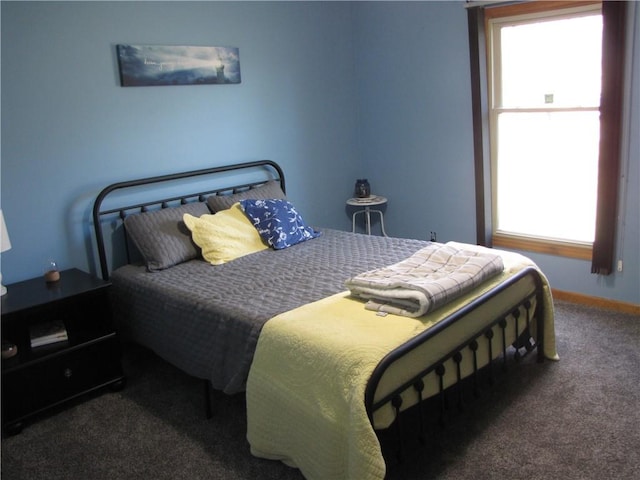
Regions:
[[183, 203, 268, 265]]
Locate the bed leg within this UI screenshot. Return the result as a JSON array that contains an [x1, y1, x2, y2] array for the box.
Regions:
[[469, 340, 481, 398], [499, 318, 508, 372], [512, 309, 522, 362], [435, 364, 447, 426], [453, 352, 465, 412], [203, 380, 213, 419], [414, 380, 426, 444], [485, 329, 495, 386], [392, 395, 404, 463]]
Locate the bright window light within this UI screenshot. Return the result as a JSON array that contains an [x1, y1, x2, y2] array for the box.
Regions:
[[491, 10, 602, 245]]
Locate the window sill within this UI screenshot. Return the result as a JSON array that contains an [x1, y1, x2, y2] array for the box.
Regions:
[[492, 233, 592, 260]]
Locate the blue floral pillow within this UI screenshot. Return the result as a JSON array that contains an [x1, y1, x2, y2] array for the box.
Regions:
[[239, 199, 321, 250]]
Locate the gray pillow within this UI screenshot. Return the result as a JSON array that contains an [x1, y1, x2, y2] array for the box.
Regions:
[[124, 202, 211, 271], [206, 180, 286, 213]]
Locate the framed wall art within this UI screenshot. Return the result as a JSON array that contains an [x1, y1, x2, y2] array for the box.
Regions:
[[116, 45, 241, 87]]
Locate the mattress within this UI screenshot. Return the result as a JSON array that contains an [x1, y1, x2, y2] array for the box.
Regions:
[[111, 229, 429, 394]]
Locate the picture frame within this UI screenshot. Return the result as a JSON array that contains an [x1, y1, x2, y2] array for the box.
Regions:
[[116, 44, 241, 87]]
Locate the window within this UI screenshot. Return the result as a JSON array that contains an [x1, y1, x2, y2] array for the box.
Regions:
[[488, 2, 602, 259], [468, 1, 627, 271]]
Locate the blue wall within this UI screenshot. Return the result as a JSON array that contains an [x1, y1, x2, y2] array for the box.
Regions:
[[2, 1, 639, 305], [1, 0, 360, 281], [353, 1, 476, 243], [352, 1, 640, 305]]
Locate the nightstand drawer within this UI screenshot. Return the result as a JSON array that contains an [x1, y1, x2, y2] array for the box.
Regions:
[[2, 336, 122, 423]]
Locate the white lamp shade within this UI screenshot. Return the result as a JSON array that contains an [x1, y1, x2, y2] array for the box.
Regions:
[[0, 210, 12, 253]]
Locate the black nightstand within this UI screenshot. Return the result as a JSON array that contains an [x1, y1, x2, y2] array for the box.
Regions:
[[1, 268, 125, 435]]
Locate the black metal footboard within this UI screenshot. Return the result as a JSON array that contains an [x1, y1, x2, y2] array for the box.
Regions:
[[365, 266, 547, 461]]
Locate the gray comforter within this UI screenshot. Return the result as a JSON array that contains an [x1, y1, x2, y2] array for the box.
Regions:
[[111, 229, 428, 394]]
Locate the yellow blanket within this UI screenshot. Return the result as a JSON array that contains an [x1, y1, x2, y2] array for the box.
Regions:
[[247, 247, 557, 480]]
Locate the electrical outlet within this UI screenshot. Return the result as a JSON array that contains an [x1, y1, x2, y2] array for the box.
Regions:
[[617, 260, 623, 272]]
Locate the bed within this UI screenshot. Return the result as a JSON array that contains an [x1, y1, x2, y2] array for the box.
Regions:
[[93, 160, 557, 480]]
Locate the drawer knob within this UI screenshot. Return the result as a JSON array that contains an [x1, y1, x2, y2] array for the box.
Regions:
[[63, 368, 73, 378]]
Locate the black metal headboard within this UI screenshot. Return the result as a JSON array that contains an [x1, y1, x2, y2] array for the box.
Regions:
[[92, 160, 285, 280]]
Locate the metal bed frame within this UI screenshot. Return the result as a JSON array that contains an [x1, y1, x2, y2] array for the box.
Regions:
[[93, 160, 285, 281], [367, 268, 544, 463], [92, 159, 547, 465]]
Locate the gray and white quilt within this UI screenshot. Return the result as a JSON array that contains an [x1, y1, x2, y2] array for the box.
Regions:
[[345, 242, 504, 317]]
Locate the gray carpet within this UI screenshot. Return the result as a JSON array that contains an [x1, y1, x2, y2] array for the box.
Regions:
[[2, 301, 639, 479]]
